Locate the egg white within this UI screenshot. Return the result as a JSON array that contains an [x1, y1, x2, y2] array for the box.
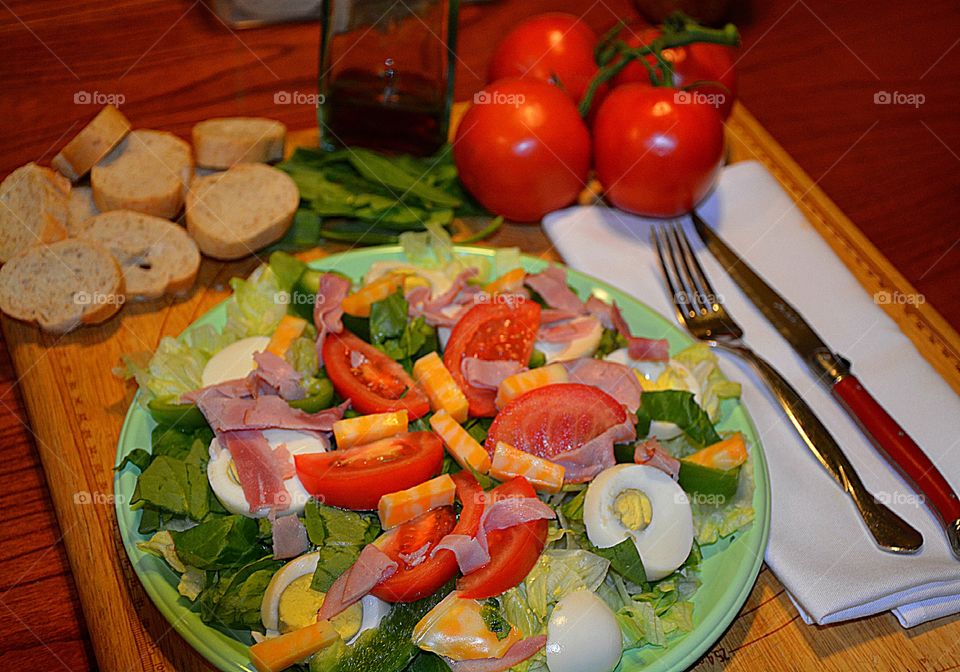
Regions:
[[201, 335, 271, 387], [546, 589, 622, 672]]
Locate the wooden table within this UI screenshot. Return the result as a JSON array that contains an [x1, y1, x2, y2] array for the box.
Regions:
[[0, 0, 958, 670]]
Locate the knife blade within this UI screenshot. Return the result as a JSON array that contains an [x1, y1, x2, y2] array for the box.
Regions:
[[691, 211, 960, 559]]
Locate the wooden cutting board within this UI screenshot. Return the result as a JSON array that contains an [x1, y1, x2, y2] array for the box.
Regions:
[[4, 103, 959, 672]]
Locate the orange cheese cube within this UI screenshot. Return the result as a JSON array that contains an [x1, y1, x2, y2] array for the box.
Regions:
[[249, 619, 338, 672], [333, 410, 408, 450], [266, 315, 308, 357], [378, 474, 457, 529], [413, 352, 469, 423], [495, 363, 568, 409], [429, 410, 491, 474], [341, 275, 403, 317], [484, 267, 525, 294], [491, 441, 565, 493]]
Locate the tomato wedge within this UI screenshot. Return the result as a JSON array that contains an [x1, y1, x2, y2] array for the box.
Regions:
[[372, 471, 486, 602], [444, 301, 541, 418], [457, 476, 547, 599], [323, 330, 430, 419], [485, 383, 626, 458], [294, 432, 443, 510]]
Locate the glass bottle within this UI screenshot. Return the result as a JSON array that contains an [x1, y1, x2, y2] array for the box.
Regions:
[[318, 0, 459, 155]]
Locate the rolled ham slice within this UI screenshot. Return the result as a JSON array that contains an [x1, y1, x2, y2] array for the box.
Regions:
[[563, 357, 642, 413], [524, 266, 584, 314], [585, 295, 669, 362], [220, 430, 291, 513], [250, 351, 305, 401], [634, 438, 681, 481], [317, 544, 397, 621], [197, 395, 347, 434], [314, 272, 350, 365], [443, 635, 547, 672], [551, 415, 638, 483], [461, 357, 525, 391]]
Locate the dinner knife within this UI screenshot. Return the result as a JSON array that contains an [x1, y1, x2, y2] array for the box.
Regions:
[[691, 211, 960, 559]]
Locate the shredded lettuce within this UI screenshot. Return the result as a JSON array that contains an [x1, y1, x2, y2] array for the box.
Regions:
[[672, 343, 742, 421], [224, 266, 288, 340], [692, 451, 757, 545], [137, 530, 185, 573], [399, 219, 520, 284], [178, 565, 206, 601]]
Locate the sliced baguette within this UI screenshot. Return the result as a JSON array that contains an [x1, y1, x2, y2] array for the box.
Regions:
[[192, 117, 286, 169], [186, 163, 298, 260], [78, 210, 200, 300], [52, 105, 131, 181], [0, 162, 70, 263], [67, 185, 100, 235], [91, 129, 193, 219], [0, 239, 124, 333]]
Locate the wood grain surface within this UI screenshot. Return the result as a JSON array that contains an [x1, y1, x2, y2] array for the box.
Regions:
[[1, 1, 959, 671]]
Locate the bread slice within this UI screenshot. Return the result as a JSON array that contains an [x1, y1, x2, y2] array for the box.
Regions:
[[192, 117, 286, 169], [52, 105, 131, 181], [186, 163, 298, 260], [91, 129, 193, 219], [0, 239, 124, 333], [67, 185, 100, 235], [0, 163, 70, 263], [78, 210, 200, 300]]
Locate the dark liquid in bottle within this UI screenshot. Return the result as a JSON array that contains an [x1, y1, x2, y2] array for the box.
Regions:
[[323, 67, 446, 156]]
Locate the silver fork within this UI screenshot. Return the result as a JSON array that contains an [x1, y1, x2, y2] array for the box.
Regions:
[[652, 221, 923, 555]]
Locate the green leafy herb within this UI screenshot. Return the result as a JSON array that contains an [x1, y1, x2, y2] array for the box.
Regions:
[[589, 538, 648, 586], [304, 499, 381, 592], [637, 390, 721, 446], [369, 291, 438, 370], [199, 557, 283, 630], [170, 515, 263, 570]]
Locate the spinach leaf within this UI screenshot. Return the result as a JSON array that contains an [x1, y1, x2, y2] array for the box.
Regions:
[[369, 291, 409, 343], [590, 538, 648, 586], [116, 448, 152, 472], [346, 149, 462, 208], [132, 455, 209, 521], [369, 292, 438, 369], [304, 499, 381, 592], [637, 390, 721, 446], [170, 515, 262, 570], [199, 557, 282, 630]]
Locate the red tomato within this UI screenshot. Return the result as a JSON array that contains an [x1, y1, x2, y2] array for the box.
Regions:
[[454, 79, 590, 222], [294, 432, 443, 509], [485, 383, 626, 458], [372, 471, 486, 602], [593, 84, 724, 218], [612, 26, 738, 119], [323, 330, 430, 419], [457, 477, 548, 599], [488, 13, 599, 104], [443, 301, 541, 418]]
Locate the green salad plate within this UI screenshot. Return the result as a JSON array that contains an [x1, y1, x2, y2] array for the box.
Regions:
[[115, 246, 771, 672]]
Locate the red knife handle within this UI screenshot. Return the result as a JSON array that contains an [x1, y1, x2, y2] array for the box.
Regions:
[[832, 375, 960, 525]]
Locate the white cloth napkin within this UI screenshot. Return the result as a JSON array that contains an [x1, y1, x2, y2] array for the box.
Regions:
[[541, 160, 960, 627]]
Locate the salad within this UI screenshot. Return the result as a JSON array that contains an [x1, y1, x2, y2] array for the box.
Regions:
[[119, 226, 755, 672]]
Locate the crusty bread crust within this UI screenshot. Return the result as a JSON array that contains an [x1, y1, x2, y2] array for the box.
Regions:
[[0, 163, 70, 263], [52, 105, 131, 182], [192, 117, 286, 169], [79, 210, 200, 300], [91, 130, 193, 219], [186, 163, 297, 260], [0, 239, 124, 333]]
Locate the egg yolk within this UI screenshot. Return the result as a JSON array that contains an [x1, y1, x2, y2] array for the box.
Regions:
[[613, 489, 653, 532], [278, 574, 361, 640]]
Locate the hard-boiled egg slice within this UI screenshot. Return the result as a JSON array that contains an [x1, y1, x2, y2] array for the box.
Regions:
[[546, 588, 622, 672], [261, 552, 390, 642], [413, 591, 521, 661], [364, 261, 454, 297], [604, 348, 701, 440], [584, 464, 694, 581], [207, 429, 328, 518], [535, 316, 603, 364], [201, 335, 271, 387]]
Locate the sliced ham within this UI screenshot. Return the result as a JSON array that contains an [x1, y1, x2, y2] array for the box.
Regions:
[[179, 377, 252, 405], [585, 295, 669, 362], [317, 544, 397, 620], [251, 351, 305, 401], [634, 438, 681, 480], [272, 443, 296, 479], [220, 430, 291, 513], [537, 315, 601, 344], [551, 415, 638, 483], [271, 513, 310, 559], [461, 357, 525, 391], [408, 268, 480, 327], [443, 635, 547, 672], [432, 496, 556, 576], [540, 308, 580, 324], [314, 272, 350, 365], [524, 266, 584, 314], [563, 357, 642, 413], [197, 394, 347, 434], [431, 534, 491, 575]]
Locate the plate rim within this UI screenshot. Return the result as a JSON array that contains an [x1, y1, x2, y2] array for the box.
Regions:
[[114, 245, 771, 672]]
